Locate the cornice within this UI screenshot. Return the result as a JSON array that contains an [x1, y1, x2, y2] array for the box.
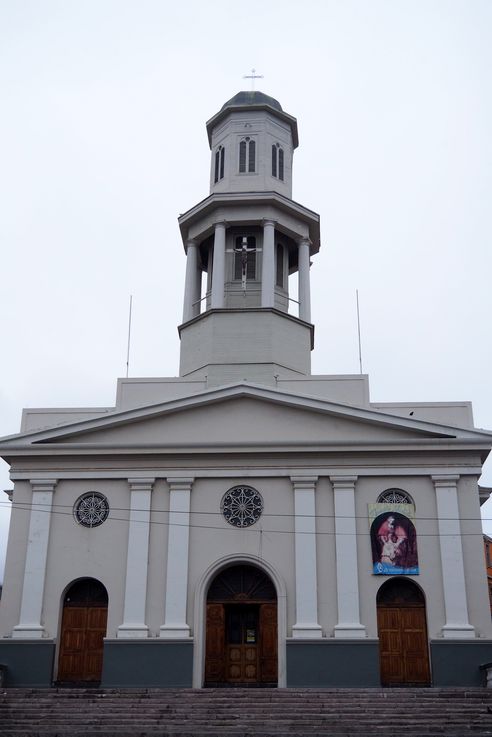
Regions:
[[178, 191, 320, 253]]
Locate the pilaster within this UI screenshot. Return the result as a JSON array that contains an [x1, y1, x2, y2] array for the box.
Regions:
[[160, 477, 194, 639], [432, 474, 475, 638], [117, 478, 154, 638], [331, 475, 366, 638], [12, 479, 57, 639], [291, 476, 322, 638]]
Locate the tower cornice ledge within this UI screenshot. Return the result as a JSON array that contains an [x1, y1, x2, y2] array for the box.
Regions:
[[178, 306, 314, 344], [178, 191, 320, 253]]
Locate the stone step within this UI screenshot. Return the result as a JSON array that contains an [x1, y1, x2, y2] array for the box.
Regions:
[[3, 733, 492, 737], [2, 688, 492, 736]]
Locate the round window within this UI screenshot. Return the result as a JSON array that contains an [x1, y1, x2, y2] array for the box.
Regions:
[[221, 486, 263, 528], [74, 492, 109, 528]]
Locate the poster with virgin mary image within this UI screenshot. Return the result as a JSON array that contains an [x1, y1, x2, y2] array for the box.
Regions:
[[369, 503, 419, 575]]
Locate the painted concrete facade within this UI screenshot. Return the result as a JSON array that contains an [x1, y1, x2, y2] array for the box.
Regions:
[[1, 91, 492, 688]]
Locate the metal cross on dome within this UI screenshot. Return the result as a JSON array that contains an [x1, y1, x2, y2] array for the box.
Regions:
[[243, 68, 264, 91]]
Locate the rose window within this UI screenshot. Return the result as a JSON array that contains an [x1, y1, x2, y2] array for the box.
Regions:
[[74, 492, 109, 528], [221, 486, 263, 528]]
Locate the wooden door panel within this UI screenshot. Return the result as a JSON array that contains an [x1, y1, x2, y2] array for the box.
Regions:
[[88, 607, 107, 628], [205, 604, 226, 682], [226, 644, 258, 682], [58, 605, 107, 683], [204, 566, 277, 686], [224, 606, 259, 683], [259, 603, 277, 682], [378, 604, 430, 686], [61, 629, 85, 651], [244, 645, 258, 681]]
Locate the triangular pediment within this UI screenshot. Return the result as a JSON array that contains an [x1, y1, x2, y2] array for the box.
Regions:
[[1, 384, 489, 456]]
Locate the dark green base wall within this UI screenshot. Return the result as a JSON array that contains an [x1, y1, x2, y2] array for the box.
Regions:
[[101, 640, 193, 687], [2, 638, 492, 688], [0, 641, 55, 687], [430, 640, 492, 686], [286, 639, 380, 687]]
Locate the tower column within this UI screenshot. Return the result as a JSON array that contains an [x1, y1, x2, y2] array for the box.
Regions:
[[432, 475, 475, 638], [298, 237, 311, 322], [117, 478, 154, 638], [291, 476, 322, 638], [331, 475, 366, 638], [160, 477, 193, 638], [211, 222, 226, 309], [182, 239, 200, 322], [13, 479, 57, 639], [261, 220, 275, 308]]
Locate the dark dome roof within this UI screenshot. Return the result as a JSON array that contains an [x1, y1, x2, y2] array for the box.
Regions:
[[206, 90, 298, 149], [221, 91, 283, 112]]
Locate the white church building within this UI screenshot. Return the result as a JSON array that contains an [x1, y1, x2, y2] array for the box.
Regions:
[[1, 90, 492, 688]]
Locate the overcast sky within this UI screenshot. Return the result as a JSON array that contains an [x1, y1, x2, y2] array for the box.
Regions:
[[1, 0, 491, 582]]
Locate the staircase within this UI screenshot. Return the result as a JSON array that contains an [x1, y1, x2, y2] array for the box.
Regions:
[[2, 687, 492, 736]]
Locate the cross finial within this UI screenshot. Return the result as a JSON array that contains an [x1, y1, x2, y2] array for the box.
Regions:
[[243, 68, 264, 91]]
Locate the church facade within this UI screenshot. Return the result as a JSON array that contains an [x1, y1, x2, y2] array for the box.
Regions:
[[1, 91, 492, 688]]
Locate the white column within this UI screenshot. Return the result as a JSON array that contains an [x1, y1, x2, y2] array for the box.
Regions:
[[291, 476, 322, 638], [261, 219, 275, 308], [298, 237, 311, 323], [331, 475, 366, 638], [211, 222, 226, 309], [117, 478, 154, 638], [182, 239, 200, 323], [193, 251, 202, 317], [433, 475, 475, 638], [160, 477, 193, 638], [13, 479, 57, 639]]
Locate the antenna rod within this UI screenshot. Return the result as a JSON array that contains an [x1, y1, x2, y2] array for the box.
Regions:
[[356, 289, 363, 374], [126, 294, 133, 378]]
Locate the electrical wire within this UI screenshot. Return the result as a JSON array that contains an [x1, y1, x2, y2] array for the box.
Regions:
[[0, 500, 488, 537]]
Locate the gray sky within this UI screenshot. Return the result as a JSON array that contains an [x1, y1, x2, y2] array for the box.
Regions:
[[1, 0, 491, 582]]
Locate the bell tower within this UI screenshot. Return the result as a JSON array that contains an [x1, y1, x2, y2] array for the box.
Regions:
[[178, 91, 320, 388]]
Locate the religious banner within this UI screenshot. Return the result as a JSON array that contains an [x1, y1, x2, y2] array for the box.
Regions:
[[368, 504, 419, 575]]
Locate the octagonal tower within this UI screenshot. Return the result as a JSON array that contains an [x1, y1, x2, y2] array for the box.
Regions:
[[178, 91, 321, 387]]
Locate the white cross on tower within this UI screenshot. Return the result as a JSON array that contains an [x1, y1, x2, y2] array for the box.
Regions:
[[243, 68, 264, 91]]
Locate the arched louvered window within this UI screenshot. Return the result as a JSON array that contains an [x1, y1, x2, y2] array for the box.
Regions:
[[214, 145, 225, 183], [239, 137, 256, 173], [272, 144, 284, 181]]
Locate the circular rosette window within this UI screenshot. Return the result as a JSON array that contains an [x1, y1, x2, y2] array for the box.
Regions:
[[221, 486, 263, 528], [73, 492, 110, 528]]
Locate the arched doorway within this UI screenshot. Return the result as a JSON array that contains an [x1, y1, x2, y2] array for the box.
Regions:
[[377, 578, 430, 686], [205, 564, 277, 687], [57, 578, 108, 684]]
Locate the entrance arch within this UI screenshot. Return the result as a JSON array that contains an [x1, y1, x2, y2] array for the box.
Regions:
[[57, 578, 108, 684], [377, 578, 430, 686], [204, 564, 278, 687]]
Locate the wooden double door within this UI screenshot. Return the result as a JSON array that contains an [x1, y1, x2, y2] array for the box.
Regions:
[[205, 565, 278, 686], [57, 579, 108, 684], [377, 578, 431, 686]]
